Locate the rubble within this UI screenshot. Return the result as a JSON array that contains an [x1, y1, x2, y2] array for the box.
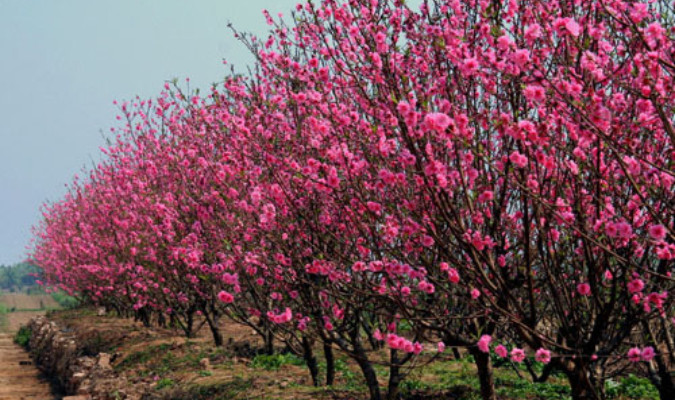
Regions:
[[27, 316, 149, 400]]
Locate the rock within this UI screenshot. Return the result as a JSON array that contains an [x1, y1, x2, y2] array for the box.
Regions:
[[24, 315, 152, 400], [97, 352, 112, 369]]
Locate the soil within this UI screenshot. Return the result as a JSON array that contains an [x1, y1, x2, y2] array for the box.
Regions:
[[0, 311, 55, 400]]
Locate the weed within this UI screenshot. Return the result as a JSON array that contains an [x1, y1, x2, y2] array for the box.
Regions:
[[14, 325, 31, 347], [605, 375, 659, 400], [155, 378, 175, 390], [250, 353, 305, 371]]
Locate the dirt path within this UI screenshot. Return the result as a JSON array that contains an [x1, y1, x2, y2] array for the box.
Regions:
[[0, 312, 55, 400]]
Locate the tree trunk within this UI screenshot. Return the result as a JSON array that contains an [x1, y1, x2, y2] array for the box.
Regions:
[[264, 327, 274, 355], [387, 349, 402, 400], [185, 311, 194, 338], [469, 348, 496, 400], [324, 342, 335, 386], [653, 352, 675, 400], [301, 336, 320, 386], [204, 311, 223, 346], [353, 338, 381, 400], [565, 363, 601, 400], [355, 356, 381, 400]]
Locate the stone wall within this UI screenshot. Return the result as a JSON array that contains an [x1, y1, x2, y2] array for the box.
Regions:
[[27, 316, 147, 400]]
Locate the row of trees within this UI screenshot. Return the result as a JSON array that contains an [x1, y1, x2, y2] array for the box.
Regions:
[[0, 262, 39, 291], [31, 1, 674, 399]]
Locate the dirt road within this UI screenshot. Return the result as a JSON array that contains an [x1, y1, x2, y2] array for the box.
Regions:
[[0, 312, 55, 400]]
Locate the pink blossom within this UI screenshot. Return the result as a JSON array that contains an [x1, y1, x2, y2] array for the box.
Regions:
[[524, 24, 542, 41], [477, 335, 492, 353], [524, 85, 546, 102], [421, 235, 435, 247], [438, 342, 446, 353], [447, 267, 460, 284], [535, 348, 551, 364], [641, 346, 655, 362], [495, 345, 508, 358], [628, 279, 644, 294], [471, 288, 481, 299], [627, 347, 642, 362], [577, 283, 591, 296], [606, 223, 619, 238], [366, 201, 382, 214], [512, 49, 530, 68], [462, 57, 480, 75], [509, 151, 528, 168], [217, 290, 234, 304], [510, 348, 526, 363], [424, 112, 452, 134], [648, 224, 667, 241]]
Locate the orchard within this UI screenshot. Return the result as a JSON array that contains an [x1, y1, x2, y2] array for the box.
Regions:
[[30, 1, 674, 399]]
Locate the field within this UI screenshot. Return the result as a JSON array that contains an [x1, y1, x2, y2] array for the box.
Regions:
[[0, 292, 60, 312], [0, 289, 73, 332]]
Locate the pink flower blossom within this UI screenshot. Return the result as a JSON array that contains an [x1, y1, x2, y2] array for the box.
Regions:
[[524, 85, 546, 102], [509, 151, 528, 168], [577, 283, 591, 296], [627, 347, 642, 362], [495, 345, 508, 358], [512, 49, 530, 68], [524, 24, 542, 41], [447, 267, 460, 284], [648, 224, 667, 241], [477, 335, 492, 353], [424, 112, 452, 134], [510, 348, 526, 363], [535, 348, 551, 364], [217, 290, 234, 304], [628, 279, 645, 294], [462, 57, 480, 75], [641, 346, 655, 362]]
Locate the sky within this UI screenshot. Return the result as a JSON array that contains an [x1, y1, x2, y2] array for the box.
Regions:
[[0, 0, 307, 265]]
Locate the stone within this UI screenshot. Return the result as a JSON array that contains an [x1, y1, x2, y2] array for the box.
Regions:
[[97, 353, 112, 369]]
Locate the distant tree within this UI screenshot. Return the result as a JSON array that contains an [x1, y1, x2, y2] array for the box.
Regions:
[[0, 262, 40, 291]]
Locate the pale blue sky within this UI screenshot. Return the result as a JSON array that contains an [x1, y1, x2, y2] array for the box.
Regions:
[[0, 0, 304, 264]]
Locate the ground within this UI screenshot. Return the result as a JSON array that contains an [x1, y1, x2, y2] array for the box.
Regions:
[[0, 310, 55, 400], [40, 308, 660, 400]]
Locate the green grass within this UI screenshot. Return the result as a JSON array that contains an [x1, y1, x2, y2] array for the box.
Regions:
[[156, 378, 175, 390], [250, 353, 306, 371], [0, 303, 8, 329], [50, 291, 79, 309], [605, 375, 659, 400], [115, 343, 172, 372]]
